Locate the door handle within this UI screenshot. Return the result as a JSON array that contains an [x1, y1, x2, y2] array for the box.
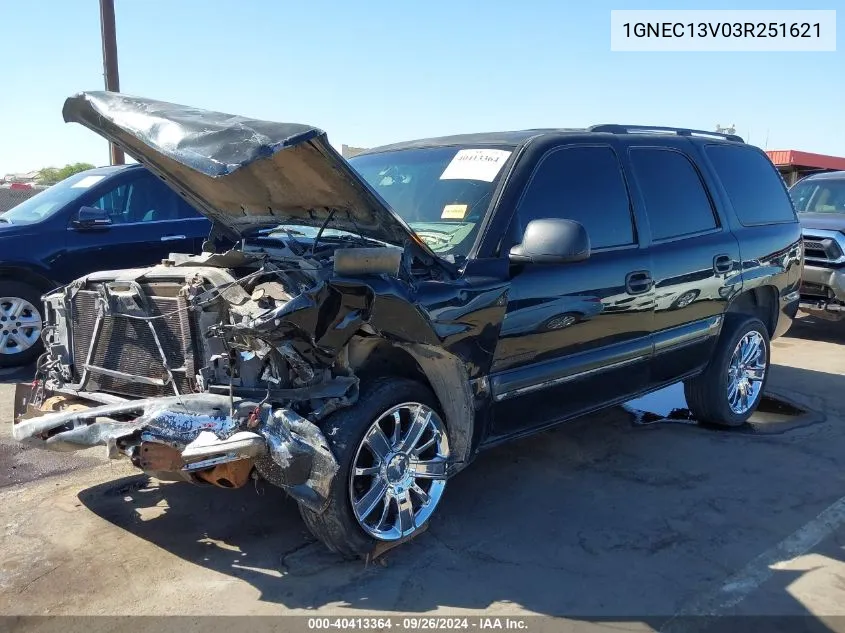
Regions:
[[625, 270, 653, 295], [713, 254, 733, 274], [160, 235, 186, 242]]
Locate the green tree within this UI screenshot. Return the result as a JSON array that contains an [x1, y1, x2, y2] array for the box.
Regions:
[[37, 162, 96, 185]]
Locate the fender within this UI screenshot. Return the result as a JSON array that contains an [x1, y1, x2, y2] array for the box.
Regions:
[[0, 263, 58, 292], [231, 271, 510, 468]]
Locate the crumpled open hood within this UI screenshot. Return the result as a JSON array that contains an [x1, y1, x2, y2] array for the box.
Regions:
[[62, 91, 432, 253]]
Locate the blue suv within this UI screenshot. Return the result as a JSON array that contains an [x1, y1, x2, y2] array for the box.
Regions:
[[0, 164, 210, 366]]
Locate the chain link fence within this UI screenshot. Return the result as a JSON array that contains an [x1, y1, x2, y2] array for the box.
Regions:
[[0, 186, 45, 214]]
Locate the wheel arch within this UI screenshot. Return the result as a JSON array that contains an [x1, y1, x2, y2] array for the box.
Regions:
[[0, 265, 57, 295], [346, 336, 474, 472], [725, 285, 778, 337]]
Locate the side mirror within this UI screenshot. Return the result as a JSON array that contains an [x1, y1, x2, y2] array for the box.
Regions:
[[72, 206, 112, 230], [509, 218, 590, 264]]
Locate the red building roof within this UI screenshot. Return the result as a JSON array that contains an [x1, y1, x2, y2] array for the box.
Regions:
[[766, 150, 845, 172]]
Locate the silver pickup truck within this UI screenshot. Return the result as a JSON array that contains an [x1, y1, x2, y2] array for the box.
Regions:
[[792, 171, 845, 320]]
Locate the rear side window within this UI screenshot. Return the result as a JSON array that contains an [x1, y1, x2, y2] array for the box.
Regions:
[[629, 148, 718, 241], [705, 144, 797, 225], [515, 145, 635, 249]]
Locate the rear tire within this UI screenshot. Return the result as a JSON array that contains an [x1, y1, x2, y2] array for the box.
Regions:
[[0, 280, 44, 368], [299, 377, 449, 559], [684, 316, 770, 427]]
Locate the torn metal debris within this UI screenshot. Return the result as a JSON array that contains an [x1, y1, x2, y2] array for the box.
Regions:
[[14, 390, 338, 507]]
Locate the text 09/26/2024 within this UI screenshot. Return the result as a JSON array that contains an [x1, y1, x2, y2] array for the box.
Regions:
[[307, 618, 529, 630]]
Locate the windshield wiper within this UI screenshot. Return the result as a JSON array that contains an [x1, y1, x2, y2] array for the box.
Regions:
[[319, 233, 387, 247], [0, 217, 10, 224], [414, 227, 454, 235], [275, 227, 308, 255], [266, 227, 306, 236]]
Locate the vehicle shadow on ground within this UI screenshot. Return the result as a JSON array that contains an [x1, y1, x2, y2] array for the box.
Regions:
[[77, 366, 845, 626], [0, 362, 34, 385], [787, 314, 845, 345]]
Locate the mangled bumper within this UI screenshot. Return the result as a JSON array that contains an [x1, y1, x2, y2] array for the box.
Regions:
[[13, 386, 338, 512]]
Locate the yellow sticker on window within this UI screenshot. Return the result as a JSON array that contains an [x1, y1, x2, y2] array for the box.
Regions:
[[441, 204, 468, 220]]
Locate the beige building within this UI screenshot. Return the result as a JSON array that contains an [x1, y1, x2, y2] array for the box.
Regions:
[[766, 150, 845, 186], [1, 170, 40, 185], [341, 145, 368, 159]]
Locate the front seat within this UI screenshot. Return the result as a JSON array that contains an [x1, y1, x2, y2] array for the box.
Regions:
[[126, 185, 156, 223]]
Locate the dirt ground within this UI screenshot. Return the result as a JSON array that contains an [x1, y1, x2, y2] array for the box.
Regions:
[[2, 315, 845, 630]]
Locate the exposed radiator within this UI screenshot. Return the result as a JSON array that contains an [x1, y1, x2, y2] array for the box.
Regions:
[[70, 287, 197, 398]]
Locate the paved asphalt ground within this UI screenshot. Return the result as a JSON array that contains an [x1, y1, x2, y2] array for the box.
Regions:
[[0, 364, 102, 489], [2, 315, 845, 632]]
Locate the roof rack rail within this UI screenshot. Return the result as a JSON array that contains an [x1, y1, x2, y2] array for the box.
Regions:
[[588, 124, 744, 143]]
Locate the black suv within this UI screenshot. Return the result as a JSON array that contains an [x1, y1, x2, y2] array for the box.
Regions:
[[14, 92, 802, 559]]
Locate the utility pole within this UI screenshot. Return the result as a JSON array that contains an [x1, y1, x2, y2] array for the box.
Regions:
[[99, 0, 124, 165]]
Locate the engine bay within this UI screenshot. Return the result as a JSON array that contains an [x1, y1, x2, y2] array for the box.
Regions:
[[13, 237, 415, 508]]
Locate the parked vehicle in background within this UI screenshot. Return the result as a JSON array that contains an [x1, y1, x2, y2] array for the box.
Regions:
[[790, 171, 845, 320], [15, 93, 802, 559], [0, 164, 211, 366]]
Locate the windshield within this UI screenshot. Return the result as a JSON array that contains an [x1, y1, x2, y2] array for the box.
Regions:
[[0, 171, 105, 225], [348, 145, 513, 259], [258, 224, 390, 247], [790, 178, 845, 215]]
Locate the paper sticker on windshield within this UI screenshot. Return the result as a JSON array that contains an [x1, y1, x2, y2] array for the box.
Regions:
[[71, 175, 106, 189], [441, 204, 468, 220], [440, 149, 512, 182]]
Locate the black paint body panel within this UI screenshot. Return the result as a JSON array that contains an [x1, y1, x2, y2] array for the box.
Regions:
[[224, 131, 803, 458], [58, 96, 803, 465]]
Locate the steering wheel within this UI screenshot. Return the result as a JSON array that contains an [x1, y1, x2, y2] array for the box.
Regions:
[[448, 181, 490, 222]]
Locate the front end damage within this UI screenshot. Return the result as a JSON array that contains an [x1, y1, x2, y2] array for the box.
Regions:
[[12, 245, 413, 511], [14, 391, 337, 509], [14, 91, 493, 530]]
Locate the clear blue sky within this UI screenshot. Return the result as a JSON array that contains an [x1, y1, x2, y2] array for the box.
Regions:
[[0, 0, 841, 175]]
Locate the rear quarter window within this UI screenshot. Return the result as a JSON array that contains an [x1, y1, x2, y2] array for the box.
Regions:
[[705, 144, 797, 226]]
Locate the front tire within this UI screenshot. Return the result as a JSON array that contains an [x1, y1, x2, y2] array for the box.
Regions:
[[0, 281, 44, 368], [684, 316, 770, 427], [299, 377, 450, 558]]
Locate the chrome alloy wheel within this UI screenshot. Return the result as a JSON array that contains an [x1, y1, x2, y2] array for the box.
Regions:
[[0, 296, 42, 356], [545, 314, 577, 330], [674, 291, 697, 308], [349, 402, 449, 541], [727, 331, 767, 415]]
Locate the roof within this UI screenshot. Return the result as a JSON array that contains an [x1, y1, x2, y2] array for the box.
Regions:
[[357, 125, 744, 156], [797, 170, 845, 181], [359, 129, 566, 154], [81, 163, 143, 176], [766, 150, 845, 172]]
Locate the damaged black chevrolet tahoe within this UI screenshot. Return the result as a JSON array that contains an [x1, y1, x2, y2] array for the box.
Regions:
[[14, 93, 803, 558]]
